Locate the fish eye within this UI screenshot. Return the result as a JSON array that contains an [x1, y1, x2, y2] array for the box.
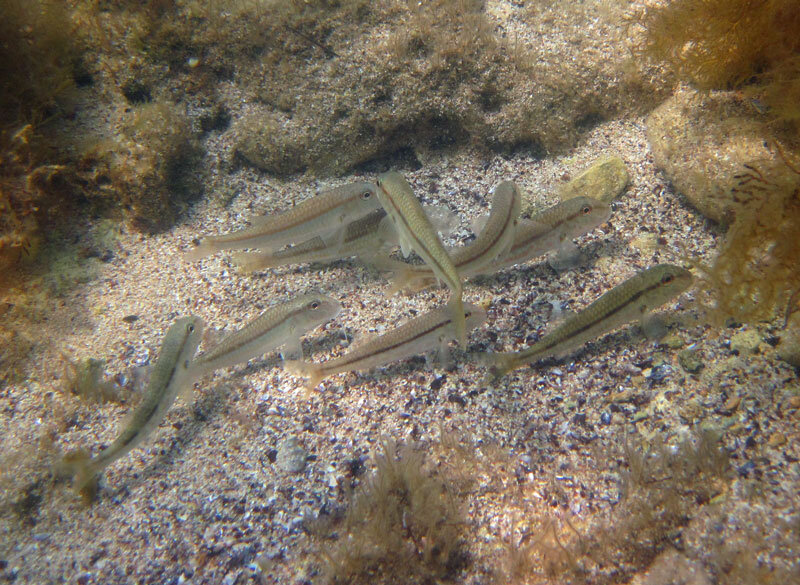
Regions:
[[581, 205, 591, 214], [184, 359, 190, 368], [187, 324, 195, 333], [662, 274, 674, 284], [309, 301, 320, 310], [361, 190, 372, 199]]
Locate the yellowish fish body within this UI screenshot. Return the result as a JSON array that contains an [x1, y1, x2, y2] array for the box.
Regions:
[[185, 182, 381, 261], [490, 196, 611, 274], [232, 209, 395, 272], [189, 293, 341, 378], [63, 316, 204, 499], [287, 303, 486, 390], [380, 181, 522, 293], [232, 204, 458, 272], [487, 264, 692, 380], [375, 171, 466, 346]]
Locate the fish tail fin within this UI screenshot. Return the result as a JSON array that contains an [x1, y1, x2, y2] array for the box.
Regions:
[[183, 238, 216, 262], [285, 359, 324, 392], [232, 251, 274, 273], [59, 449, 99, 503], [448, 294, 467, 349]]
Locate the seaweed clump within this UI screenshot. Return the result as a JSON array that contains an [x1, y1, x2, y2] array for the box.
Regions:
[[499, 429, 731, 584], [0, 0, 81, 126], [78, 101, 202, 233], [699, 146, 800, 324], [636, 0, 800, 127], [311, 440, 466, 585]]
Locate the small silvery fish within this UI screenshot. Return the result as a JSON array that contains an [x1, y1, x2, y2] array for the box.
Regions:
[[232, 204, 458, 273], [185, 182, 381, 261], [287, 302, 486, 390], [62, 316, 204, 500], [380, 181, 522, 293], [375, 171, 467, 347], [485, 196, 611, 276], [486, 264, 692, 380], [189, 293, 341, 379]]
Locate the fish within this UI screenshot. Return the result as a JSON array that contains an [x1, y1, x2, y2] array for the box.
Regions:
[[62, 316, 204, 500], [232, 204, 459, 273], [286, 302, 486, 390], [485, 196, 611, 276], [185, 182, 381, 261], [375, 171, 467, 347], [378, 181, 522, 293], [485, 264, 692, 380], [189, 293, 341, 378]]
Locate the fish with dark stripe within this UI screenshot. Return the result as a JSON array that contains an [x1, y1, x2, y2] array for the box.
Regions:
[[379, 181, 522, 293], [185, 182, 381, 260], [287, 302, 486, 390], [62, 316, 204, 500], [189, 293, 341, 377], [375, 171, 467, 347], [486, 264, 692, 380]]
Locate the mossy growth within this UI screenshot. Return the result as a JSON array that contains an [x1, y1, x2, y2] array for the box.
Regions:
[[60, 356, 123, 404], [310, 439, 467, 585], [499, 429, 731, 584], [0, 0, 82, 127], [635, 0, 800, 128], [78, 101, 203, 233], [697, 145, 800, 324], [0, 125, 77, 282]]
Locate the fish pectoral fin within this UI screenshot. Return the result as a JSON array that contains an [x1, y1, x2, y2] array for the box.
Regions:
[[280, 337, 304, 362], [548, 240, 582, 273], [436, 337, 453, 369], [640, 311, 668, 340], [285, 359, 324, 392]]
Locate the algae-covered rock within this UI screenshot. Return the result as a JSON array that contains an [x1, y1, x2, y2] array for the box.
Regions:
[[211, 1, 671, 177], [645, 89, 785, 224], [79, 101, 203, 233], [559, 155, 629, 203]]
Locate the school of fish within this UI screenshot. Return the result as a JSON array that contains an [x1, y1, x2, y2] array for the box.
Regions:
[[64, 170, 693, 499]]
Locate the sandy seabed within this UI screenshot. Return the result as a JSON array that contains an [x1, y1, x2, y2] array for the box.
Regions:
[[1, 4, 798, 585]]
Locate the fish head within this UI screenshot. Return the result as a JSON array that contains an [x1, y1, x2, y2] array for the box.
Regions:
[[641, 264, 693, 310], [560, 196, 611, 238], [292, 293, 343, 329], [173, 315, 205, 370]]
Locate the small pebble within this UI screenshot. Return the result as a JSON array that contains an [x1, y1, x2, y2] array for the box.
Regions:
[[722, 395, 741, 412], [678, 349, 703, 373], [660, 333, 684, 349], [730, 330, 761, 355], [276, 438, 307, 473], [767, 433, 787, 448]]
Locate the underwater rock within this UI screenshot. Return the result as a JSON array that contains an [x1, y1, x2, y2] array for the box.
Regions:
[[730, 330, 761, 355], [646, 89, 782, 224], [778, 312, 800, 367], [558, 155, 629, 203]]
